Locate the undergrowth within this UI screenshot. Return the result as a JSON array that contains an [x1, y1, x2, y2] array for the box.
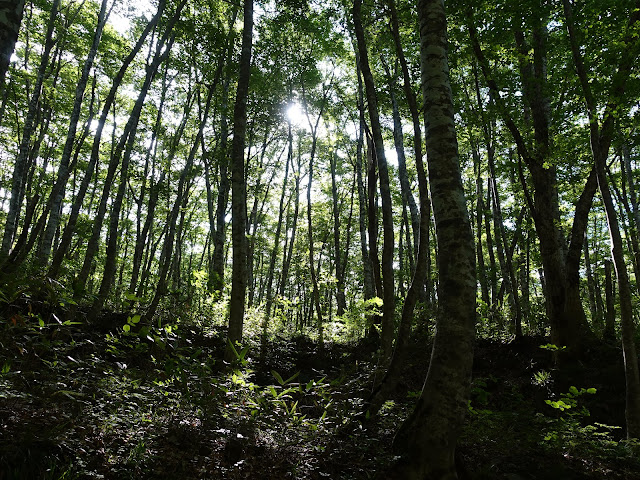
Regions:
[[1, 306, 638, 479]]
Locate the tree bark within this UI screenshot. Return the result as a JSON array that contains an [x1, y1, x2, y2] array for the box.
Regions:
[[353, 0, 395, 358], [0, 0, 25, 92], [226, 0, 253, 362], [392, 1, 476, 478], [1, 0, 59, 257]]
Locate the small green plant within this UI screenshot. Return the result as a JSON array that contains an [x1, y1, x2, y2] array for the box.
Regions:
[[122, 314, 141, 333], [539, 343, 566, 352], [532, 369, 552, 387], [227, 341, 251, 367], [545, 386, 596, 413]]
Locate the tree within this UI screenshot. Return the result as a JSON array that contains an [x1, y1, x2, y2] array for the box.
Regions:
[[466, 0, 596, 355], [1, 0, 60, 258], [392, 0, 476, 478], [562, 0, 640, 438], [226, 0, 254, 362], [0, 0, 25, 91], [353, 0, 396, 359]]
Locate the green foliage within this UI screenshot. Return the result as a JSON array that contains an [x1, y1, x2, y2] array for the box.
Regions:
[[545, 386, 596, 413], [532, 369, 552, 388], [539, 343, 567, 352], [338, 297, 383, 340]]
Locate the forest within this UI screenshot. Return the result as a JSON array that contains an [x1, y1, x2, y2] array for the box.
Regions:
[[0, 0, 639, 478]]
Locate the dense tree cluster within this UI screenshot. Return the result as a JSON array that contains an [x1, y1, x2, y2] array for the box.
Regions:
[[1, 0, 639, 477]]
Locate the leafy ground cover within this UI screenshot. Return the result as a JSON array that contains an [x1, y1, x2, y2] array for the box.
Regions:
[[1, 312, 639, 479]]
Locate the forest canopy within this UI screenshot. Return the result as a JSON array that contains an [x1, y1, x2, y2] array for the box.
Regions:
[[1, 0, 640, 478]]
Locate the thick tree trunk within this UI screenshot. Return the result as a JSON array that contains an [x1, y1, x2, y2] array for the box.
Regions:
[[392, 1, 476, 478], [226, 0, 253, 362]]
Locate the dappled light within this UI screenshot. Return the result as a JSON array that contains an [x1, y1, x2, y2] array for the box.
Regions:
[[0, 0, 639, 478]]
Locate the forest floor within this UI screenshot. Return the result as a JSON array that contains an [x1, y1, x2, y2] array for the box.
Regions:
[[1, 310, 639, 479]]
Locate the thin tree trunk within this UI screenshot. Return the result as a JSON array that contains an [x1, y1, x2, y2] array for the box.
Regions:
[[48, 2, 166, 278], [145, 84, 212, 322], [209, 7, 238, 295], [1, 0, 59, 257], [89, 24, 181, 319], [603, 259, 616, 341], [279, 139, 300, 297], [583, 230, 601, 330], [472, 144, 490, 306], [78, 18, 179, 300], [353, 0, 395, 359], [330, 149, 347, 316], [37, 0, 111, 265], [353, 44, 375, 308], [261, 126, 291, 355], [226, 0, 253, 362]]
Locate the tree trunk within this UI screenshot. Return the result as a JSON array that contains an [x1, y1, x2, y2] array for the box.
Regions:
[[37, 0, 110, 266], [77, 19, 179, 300], [472, 144, 490, 306], [0, 0, 26, 92], [261, 125, 291, 355], [209, 8, 238, 295], [469, 10, 596, 355], [352, 47, 375, 316], [279, 138, 300, 298], [392, 1, 476, 478], [330, 149, 347, 316], [89, 23, 180, 319], [1, 0, 59, 257], [305, 121, 324, 347], [226, 0, 253, 362], [48, 2, 166, 278], [353, 0, 395, 359]]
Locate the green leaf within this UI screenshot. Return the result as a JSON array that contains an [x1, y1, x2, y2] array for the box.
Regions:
[[283, 371, 300, 385], [587, 388, 597, 394], [272, 370, 285, 386], [123, 324, 131, 332]]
